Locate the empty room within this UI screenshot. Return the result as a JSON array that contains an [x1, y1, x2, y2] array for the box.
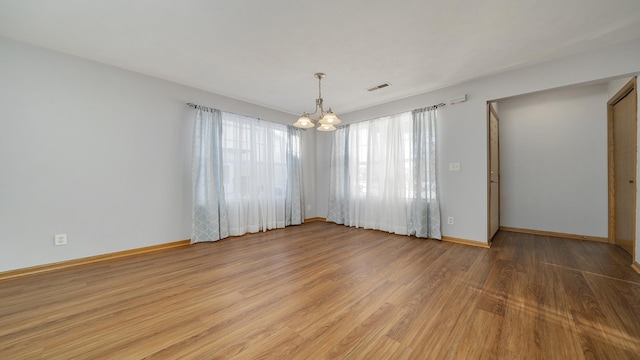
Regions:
[[1, 1, 640, 359]]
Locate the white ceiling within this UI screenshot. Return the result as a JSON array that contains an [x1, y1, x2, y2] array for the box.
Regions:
[[2, 0, 640, 115]]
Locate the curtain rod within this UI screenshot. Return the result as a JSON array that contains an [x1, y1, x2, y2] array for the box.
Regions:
[[186, 102, 217, 112], [187, 102, 262, 117], [422, 103, 446, 111], [186, 102, 266, 121]]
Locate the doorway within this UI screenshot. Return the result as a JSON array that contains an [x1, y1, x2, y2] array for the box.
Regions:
[[488, 103, 500, 241], [608, 77, 637, 258]]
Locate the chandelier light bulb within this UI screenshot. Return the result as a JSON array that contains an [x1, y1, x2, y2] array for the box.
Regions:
[[317, 123, 336, 132], [319, 109, 341, 125], [294, 115, 315, 129]]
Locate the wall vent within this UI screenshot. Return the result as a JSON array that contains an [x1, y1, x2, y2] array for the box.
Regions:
[[367, 82, 391, 92]]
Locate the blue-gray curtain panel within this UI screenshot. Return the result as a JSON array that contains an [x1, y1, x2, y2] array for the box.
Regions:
[[191, 107, 230, 243]]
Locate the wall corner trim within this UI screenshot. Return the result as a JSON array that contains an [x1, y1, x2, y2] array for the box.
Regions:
[[632, 261, 640, 274], [442, 236, 491, 248], [499, 227, 608, 243], [304, 217, 327, 222]]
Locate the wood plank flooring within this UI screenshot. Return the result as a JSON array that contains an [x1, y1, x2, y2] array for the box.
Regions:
[[1, 222, 639, 359]]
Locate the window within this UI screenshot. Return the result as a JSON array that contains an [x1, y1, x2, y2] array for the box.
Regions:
[[327, 108, 441, 239], [191, 108, 303, 243], [220, 116, 288, 201]]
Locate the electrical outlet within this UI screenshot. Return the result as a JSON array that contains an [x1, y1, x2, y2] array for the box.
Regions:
[[447, 217, 454, 225], [307, 204, 312, 211], [54, 234, 67, 246], [448, 162, 461, 172]]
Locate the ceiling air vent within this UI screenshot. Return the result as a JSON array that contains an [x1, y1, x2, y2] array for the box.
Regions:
[[367, 82, 391, 92]]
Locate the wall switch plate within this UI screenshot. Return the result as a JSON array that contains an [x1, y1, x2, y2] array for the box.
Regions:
[[447, 217, 454, 225], [54, 234, 67, 246], [448, 162, 461, 171]]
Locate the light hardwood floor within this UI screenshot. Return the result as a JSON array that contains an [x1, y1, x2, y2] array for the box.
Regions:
[[1, 222, 639, 359]]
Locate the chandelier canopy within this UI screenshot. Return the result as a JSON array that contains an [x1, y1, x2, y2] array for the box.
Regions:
[[293, 72, 341, 131]]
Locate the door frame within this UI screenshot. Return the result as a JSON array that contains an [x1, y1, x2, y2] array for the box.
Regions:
[[487, 102, 500, 244], [607, 76, 638, 263]]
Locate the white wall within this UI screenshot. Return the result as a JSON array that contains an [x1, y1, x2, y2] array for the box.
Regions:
[[0, 37, 299, 272], [315, 133, 332, 218], [497, 84, 609, 237], [331, 37, 640, 245], [300, 129, 317, 218]]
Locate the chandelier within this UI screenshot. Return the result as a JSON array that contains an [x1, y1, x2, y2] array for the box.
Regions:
[[293, 72, 341, 131]]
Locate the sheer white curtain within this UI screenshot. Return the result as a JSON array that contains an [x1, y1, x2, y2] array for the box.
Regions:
[[191, 108, 303, 243], [285, 127, 304, 226], [222, 113, 290, 235], [327, 108, 441, 239]]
